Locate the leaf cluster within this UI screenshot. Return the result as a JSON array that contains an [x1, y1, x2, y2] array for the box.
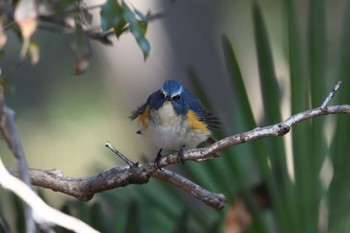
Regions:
[[0, 0, 154, 76]]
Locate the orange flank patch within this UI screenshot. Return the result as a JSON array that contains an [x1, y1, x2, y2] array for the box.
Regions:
[[187, 110, 210, 134], [138, 106, 150, 128]]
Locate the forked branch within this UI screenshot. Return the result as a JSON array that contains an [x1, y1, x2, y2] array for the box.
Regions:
[[8, 81, 349, 210]]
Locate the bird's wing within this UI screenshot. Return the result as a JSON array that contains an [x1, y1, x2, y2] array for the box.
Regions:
[[129, 101, 149, 120], [185, 89, 221, 130], [197, 100, 221, 130], [129, 90, 162, 120]]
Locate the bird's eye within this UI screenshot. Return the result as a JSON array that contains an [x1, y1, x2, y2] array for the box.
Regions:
[[172, 94, 180, 101]]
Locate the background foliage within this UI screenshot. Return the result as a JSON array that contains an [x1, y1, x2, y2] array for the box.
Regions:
[[1, 0, 350, 232]]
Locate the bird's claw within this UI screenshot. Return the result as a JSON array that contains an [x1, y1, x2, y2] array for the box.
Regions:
[[177, 145, 186, 165], [154, 145, 186, 171], [154, 149, 163, 171]]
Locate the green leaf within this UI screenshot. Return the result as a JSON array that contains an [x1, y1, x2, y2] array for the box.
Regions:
[[113, 20, 127, 38], [171, 211, 189, 233], [252, 2, 296, 233], [294, 1, 327, 233], [222, 36, 270, 233], [11, 193, 25, 233], [100, 0, 126, 38], [284, 1, 311, 233], [221, 36, 257, 130], [187, 69, 237, 194], [0, 207, 12, 233], [328, 1, 350, 232], [122, 2, 150, 59], [100, 1, 151, 59], [100, 0, 123, 32], [89, 202, 108, 232], [124, 201, 140, 233], [135, 9, 148, 23], [253, 3, 281, 125], [137, 20, 148, 37]]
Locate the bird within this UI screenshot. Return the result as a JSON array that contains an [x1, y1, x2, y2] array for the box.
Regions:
[[130, 79, 220, 170]]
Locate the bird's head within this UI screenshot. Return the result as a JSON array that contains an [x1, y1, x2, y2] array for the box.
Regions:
[[160, 80, 183, 102]]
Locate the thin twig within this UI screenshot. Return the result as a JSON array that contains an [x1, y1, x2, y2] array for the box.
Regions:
[[64, 3, 105, 15], [321, 81, 342, 111], [37, 10, 164, 46], [3, 21, 16, 30], [105, 142, 138, 167]]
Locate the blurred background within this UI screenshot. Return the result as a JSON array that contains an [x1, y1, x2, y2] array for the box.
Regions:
[[1, 0, 284, 175], [1, 0, 350, 232]]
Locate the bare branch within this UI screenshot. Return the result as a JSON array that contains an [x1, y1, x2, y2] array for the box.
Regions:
[[9, 166, 227, 210], [7, 104, 350, 209], [156, 105, 350, 166], [3, 81, 350, 210], [153, 169, 227, 209], [35, 6, 164, 46], [0, 156, 99, 233]]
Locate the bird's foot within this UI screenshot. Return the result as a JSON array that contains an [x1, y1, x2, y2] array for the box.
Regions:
[[154, 149, 163, 171], [177, 145, 186, 165]]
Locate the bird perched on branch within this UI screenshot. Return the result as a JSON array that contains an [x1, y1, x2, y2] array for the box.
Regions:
[[130, 79, 220, 169]]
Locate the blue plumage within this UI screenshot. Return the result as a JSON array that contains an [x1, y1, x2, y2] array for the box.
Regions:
[[161, 80, 183, 98], [130, 80, 220, 129]]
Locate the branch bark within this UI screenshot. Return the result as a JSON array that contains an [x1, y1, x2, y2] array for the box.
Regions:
[[0, 156, 99, 233], [8, 104, 350, 210]]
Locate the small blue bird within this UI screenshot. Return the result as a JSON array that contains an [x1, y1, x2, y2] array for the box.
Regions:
[[130, 80, 220, 169]]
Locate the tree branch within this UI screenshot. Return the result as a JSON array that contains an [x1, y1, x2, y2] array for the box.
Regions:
[[0, 156, 99, 233], [9, 166, 227, 210], [152, 169, 227, 209], [175, 105, 350, 164], [3, 80, 348, 210], [8, 103, 350, 210]]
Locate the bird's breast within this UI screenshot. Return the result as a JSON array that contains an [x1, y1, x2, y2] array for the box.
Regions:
[[151, 101, 180, 124], [138, 101, 210, 150]]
